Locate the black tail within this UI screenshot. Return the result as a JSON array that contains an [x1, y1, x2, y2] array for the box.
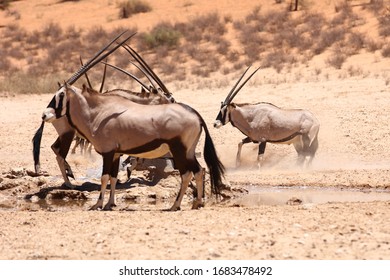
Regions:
[[201, 120, 225, 195], [32, 121, 45, 173]]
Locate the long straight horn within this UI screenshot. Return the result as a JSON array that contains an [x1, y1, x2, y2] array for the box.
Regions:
[[99, 59, 107, 93], [120, 44, 160, 90], [66, 31, 136, 85], [228, 67, 261, 103], [124, 44, 170, 94], [224, 66, 252, 105], [79, 56, 93, 89], [102, 62, 150, 91], [127, 59, 157, 91]]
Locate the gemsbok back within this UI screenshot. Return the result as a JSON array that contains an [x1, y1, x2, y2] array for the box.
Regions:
[[214, 66, 320, 168]]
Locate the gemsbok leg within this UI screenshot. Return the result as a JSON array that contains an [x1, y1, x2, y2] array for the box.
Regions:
[[236, 137, 252, 167], [257, 141, 267, 168], [51, 131, 76, 188], [90, 151, 120, 210]]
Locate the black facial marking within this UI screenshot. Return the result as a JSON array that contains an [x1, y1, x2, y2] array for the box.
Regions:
[[47, 96, 56, 109], [55, 92, 64, 118]]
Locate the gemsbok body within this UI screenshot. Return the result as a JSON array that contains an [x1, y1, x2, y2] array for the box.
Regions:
[[42, 85, 224, 211], [214, 67, 320, 168]]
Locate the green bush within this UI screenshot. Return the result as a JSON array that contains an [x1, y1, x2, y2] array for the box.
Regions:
[[143, 24, 182, 49]]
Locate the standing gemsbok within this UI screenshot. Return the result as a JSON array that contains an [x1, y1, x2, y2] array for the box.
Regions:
[[38, 40, 224, 210], [32, 31, 134, 184], [42, 84, 224, 211], [214, 66, 320, 168], [32, 35, 175, 187]]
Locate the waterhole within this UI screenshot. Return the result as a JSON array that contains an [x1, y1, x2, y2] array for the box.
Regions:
[[232, 186, 390, 207], [1, 185, 390, 211]]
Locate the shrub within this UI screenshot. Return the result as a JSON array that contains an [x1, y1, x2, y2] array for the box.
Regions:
[[365, 38, 383, 52], [0, 51, 13, 72], [346, 32, 365, 55], [381, 45, 390, 58], [0, 0, 15, 10], [118, 0, 152, 19], [42, 22, 63, 42], [143, 23, 181, 49], [177, 12, 226, 43], [378, 15, 390, 37], [326, 50, 346, 69]]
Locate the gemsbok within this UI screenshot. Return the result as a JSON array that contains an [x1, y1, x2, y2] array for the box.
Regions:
[[33, 34, 175, 187], [32, 31, 134, 183], [42, 84, 224, 211], [214, 66, 320, 168], [38, 40, 224, 211]]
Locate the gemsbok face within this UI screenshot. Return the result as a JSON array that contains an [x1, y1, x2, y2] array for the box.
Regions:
[[214, 103, 230, 128], [214, 66, 320, 168], [42, 86, 72, 123]]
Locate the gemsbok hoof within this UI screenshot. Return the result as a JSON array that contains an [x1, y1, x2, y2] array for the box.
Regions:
[[103, 204, 116, 211], [168, 206, 181, 211], [191, 201, 204, 210], [89, 204, 102, 211]]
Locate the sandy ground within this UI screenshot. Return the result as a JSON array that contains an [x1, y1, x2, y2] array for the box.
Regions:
[[0, 76, 390, 260]]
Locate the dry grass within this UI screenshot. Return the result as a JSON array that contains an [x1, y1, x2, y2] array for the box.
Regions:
[[1, 1, 390, 93], [118, 0, 152, 19]]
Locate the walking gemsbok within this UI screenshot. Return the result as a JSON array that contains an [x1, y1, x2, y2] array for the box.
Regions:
[[214, 66, 320, 168]]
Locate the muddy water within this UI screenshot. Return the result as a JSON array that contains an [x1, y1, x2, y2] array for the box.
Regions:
[[233, 186, 390, 207], [2, 184, 390, 211]]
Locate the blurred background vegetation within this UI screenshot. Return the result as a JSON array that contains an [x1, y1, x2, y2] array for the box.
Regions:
[[0, 0, 389, 93]]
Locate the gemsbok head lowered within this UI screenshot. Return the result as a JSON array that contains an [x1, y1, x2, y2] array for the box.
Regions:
[[214, 66, 320, 168]]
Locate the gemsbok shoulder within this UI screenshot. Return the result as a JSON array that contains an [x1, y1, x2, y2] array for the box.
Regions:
[[214, 66, 320, 168]]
